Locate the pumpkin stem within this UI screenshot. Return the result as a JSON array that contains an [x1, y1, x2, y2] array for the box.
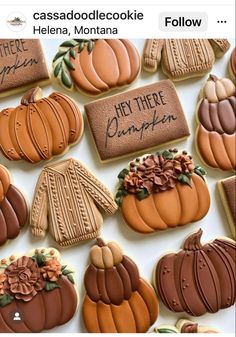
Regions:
[[208, 74, 218, 82], [21, 87, 42, 105], [183, 229, 203, 251], [96, 238, 106, 247]]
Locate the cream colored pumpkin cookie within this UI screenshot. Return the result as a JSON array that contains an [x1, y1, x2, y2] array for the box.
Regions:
[[228, 47, 236, 83], [154, 319, 219, 333]]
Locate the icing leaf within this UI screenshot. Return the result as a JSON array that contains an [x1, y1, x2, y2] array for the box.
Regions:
[[178, 173, 191, 186], [63, 57, 75, 70], [0, 294, 14, 307], [60, 40, 78, 47], [78, 41, 84, 53], [61, 265, 67, 271], [44, 281, 61, 291], [69, 48, 76, 59], [87, 41, 94, 54], [67, 274, 75, 284], [161, 150, 173, 160], [194, 166, 206, 180], [54, 62, 62, 77], [31, 253, 46, 267], [61, 69, 73, 89], [118, 168, 129, 180], [136, 188, 149, 200], [62, 268, 73, 275], [53, 50, 66, 62], [155, 328, 177, 333]]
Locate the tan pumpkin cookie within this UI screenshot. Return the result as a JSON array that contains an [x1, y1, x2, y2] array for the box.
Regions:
[[143, 39, 230, 81], [228, 47, 236, 83], [196, 75, 236, 171], [154, 319, 219, 333], [218, 176, 236, 239], [115, 149, 210, 234], [0, 248, 78, 332], [31, 158, 118, 247], [0, 165, 28, 246], [82, 238, 158, 333], [52, 39, 140, 96], [0, 87, 84, 164], [154, 229, 236, 316]]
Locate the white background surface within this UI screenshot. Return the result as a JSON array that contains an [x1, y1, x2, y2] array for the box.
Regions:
[[0, 39, 235, 333]]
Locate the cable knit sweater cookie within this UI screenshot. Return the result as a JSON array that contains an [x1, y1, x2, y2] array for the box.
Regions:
[[0, 165, 28, 246], [143, 39, 230, 81], [0, 248, 78, 332], [31, 158, 118, 247]]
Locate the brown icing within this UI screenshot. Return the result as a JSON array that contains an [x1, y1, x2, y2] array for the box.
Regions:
[[155, 229, 236, 316], [0, 165, 28, 245], [230, 47, 236, 76], [85, 81, 190, 161], [0, 39, 49, 98], [53, 39, 140, 96], [143, 39, 164, 72], [221, 176, 236, 226], [0, 87, 83, 163], [31, 158, 117, 246], [181, 322, 198, 333], [83, 239, 158, 332]]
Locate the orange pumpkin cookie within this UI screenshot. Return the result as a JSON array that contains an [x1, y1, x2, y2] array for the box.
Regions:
[[116, 149, 210, 234], [82, 238, 158, 333], [0, 165, 28, 246], [0, 248, 78, 332], [0, 87, 84, 163], [52, 39, 140, 96], [154, 318, 219, 333], [196, 75, 236, 171], [154, 229, 236, 316]]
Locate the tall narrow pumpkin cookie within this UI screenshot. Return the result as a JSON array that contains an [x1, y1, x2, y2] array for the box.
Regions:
[[0, 248, 78, 332], [0, 87, 84, 164], [0, 165, 28, 246], [228, 47, 236, 83], [196, 75, 236, 171], [82, 238, 158, 333], [115, 149, 210, 234], [154, 229, 236, 316], [53, 39, 140, 96]]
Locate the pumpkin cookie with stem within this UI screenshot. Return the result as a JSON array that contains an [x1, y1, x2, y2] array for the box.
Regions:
[[195, 75, 236, 171], [154, 229, 236, 316], [154, 318, 219, 333], [82, 238, 158, 333], [115, 149, 210, 234], [0, 248, 78, 332], [52, 39, 140, 96], [0, 87, 84, 164], [228, 47, 236, 83]]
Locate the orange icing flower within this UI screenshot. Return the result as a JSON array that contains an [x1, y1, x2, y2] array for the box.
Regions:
[[0, 273, 7, 295], [41, 258, 62, 282]]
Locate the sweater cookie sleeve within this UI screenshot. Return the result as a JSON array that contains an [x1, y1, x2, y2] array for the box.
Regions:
[[31, 171, 48, 237]]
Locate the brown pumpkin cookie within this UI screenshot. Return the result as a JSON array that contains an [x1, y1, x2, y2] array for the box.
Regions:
[[143, 39, 230, 81], [218, 176, 236, 239], [0, 248, 78, 332], [0, 165, 28, 246], [154, 229, 236, 316], [228, 47, 236, 83], [82, 238, 158, 333], [52, 39, 140, 96], [195, 75, 236, 171], [154, 319, 219, 333], [31, 158, 118, 247], [0, 39, 50, 98], [115, 149, 210, 234], [0, 87, 84, 164]]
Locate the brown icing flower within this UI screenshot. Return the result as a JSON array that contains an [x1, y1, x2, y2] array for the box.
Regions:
[[174, 154, 194, 174], [41, 258, 62, 282], [123, 172, 143, 193], [0, 273, 7, 295], [4, 256, 45, 301]]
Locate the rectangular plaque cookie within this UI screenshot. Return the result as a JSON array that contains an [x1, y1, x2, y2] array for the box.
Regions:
[[85, 80, 190, 161], [0, 39, 50, 98]]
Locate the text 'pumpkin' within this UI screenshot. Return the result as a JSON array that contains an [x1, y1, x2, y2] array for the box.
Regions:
[[83, 238, 158, 333], [0, 87, 84, 163]]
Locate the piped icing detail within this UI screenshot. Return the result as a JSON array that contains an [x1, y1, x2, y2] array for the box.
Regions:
[[154, 318, 219, 333]]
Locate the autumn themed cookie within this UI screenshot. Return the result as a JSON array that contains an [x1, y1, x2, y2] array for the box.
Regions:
[[196, 75, 236, 171], [154, 319, 219, 333], [218, 176, 236, 239], [31, 158, 118, 247], [0, 248, 78, 332], [53, 39, 140, 96], [82, 238, 158, 333], [0, 39, 50, 98], [154, 229, 236, 316], [115, 149, 210, 234], [228, 47, 236, 83], [0, 165, 28, 246], [0, 87, 84, 164], [143, 39, 230, 81]]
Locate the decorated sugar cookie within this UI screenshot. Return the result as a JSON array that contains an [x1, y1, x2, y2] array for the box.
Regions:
[[52, 39, 140, 96], [196, 75, 236, 171], [115, 149, 210, 234], [154, 229, 236, 316], [0, 248, 78, 332], [83, 238, 158, 333], [0, 87, 84, 164], [228, 47, 236, 83], [0, 165, 28, 246], [154, 319, 219, 333]]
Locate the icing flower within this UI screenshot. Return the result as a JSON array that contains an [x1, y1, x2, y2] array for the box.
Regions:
[[0, 273, 7, 295], [4, 256, 45, 301], [41, 258, 62, 282], [174, 154, 194, 175], [123, 172, 143, 193]]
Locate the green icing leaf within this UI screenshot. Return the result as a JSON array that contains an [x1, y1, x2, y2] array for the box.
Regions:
[[53, 62, 62, 77], [62, 269, 73, 276], [67, 274, 75, 284], [87, 40, 94, 54], [44, 281, 61, 292], [115, 194, 123, 207], [161, 150, 173, 160], [63, 56, 75, 70], [194, 165, 206, 180], [69, 48, 76, 59], [61, 265, 67, 271], [60, 40, 78, 47], [178, 173, 191, 186], [78, 41, 84, 53], [118, 168, 129, 179], [31, 253, 46, 267], [136, 188, 150, 200], [0, 294, 14, 307], [53, 51, 66, 62], [61, 69, 73, 89], [155, 328, 177, 333]]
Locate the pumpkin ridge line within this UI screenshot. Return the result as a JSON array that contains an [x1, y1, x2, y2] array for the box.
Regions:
[[88, 45, 109, 89], [14, 299, 31, 332], [222, 134, 234, 169], [152, 193, 168, 229], [109, 302, 119, 333], [208, 130, 223, 168], [134, 196, 154, 231], [2, 197, 20, 239], [0, 311, 14, 333], [191, 175, 201, 222]]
